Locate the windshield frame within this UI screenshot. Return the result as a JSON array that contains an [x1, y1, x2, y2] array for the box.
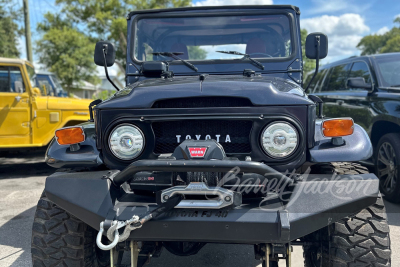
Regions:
[[130, 10, 298, 69], [25, 63, 36, 88]]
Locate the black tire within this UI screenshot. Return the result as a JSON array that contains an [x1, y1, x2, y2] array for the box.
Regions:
[[375, 133, 400, 203], [313, 162, 369, 175], [304, 163, 391, 267], [31, 191, 109, 267]]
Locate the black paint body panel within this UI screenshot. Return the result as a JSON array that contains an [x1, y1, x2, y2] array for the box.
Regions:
[[45, 171, 379, 243], [97, 105, 310, 171]]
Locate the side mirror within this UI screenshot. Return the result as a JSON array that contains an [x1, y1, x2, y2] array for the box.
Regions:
[[94, 41, 120, 91], [347, 77, 372, 90], [32, 87, 41, 96], [304, 32, 328, 93], [94, 41, 116, 67], [305, 32, 328, 59]]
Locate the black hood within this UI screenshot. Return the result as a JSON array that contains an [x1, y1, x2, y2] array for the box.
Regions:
[[97, 75, 314, 109]]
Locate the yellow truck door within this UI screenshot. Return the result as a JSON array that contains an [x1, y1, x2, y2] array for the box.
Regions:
[[0, 65, 31, 147]]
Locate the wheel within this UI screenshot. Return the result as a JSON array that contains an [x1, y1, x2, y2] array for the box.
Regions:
[[375, 133, 400, 203], [31, 191, 109, 267], [304, 163, 391, 267]]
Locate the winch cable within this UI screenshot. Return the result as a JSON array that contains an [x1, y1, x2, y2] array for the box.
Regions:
[[96, 194, 184, 250]]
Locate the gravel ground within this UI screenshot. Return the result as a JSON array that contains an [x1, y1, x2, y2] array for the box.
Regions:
[[0, 150, 399, 267]]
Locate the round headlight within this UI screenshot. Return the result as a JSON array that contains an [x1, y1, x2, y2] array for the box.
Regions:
[[109, 124, 144, 160], [261, 122, 298, 158]]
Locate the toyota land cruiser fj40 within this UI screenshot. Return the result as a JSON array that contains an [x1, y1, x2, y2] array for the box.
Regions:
[[31, 5, 391, 267]]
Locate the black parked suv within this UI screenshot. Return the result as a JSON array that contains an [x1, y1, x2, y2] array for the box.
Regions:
[[31, 5, 391, 267], [306, 52, 400, 203]]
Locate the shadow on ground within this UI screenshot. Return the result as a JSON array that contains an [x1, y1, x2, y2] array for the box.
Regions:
[[0, 207, 36, 267], [0, 149, 54, 179], [384, 199, 400, 227]]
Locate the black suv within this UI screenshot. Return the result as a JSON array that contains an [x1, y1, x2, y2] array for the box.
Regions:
[[306, 52, 400, 203], [31, 5, 391, 267]]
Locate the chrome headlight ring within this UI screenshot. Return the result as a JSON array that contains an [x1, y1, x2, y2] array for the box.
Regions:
[[261, 121, 299, 158], [109, 124, 145, 160]]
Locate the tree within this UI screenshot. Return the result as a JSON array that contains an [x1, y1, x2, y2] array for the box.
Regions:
[[0, 1, 22, 58], [54, 0, 192, 67], [188, 46, 208, 60], [36, 13, 99, 93], [301, 29, 316, 75], [357, 18, 400, 55]]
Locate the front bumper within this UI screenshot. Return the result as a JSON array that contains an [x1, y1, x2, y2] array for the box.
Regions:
[[45, 161, 379, 244]]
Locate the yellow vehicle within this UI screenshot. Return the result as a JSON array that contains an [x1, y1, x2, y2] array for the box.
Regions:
[[0, 57, 92, 148]]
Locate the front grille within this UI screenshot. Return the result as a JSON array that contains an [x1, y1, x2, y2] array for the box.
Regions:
[[152, 120, 252, 154], [152, 97, 253, 108]]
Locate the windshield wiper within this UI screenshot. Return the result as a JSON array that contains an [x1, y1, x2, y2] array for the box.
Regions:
[[216, 51, 264, 70], [389, 85, 400, 88], [151, 52, 198, 72]]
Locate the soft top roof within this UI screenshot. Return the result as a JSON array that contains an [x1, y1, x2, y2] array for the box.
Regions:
[[127, 5, 300, 19]]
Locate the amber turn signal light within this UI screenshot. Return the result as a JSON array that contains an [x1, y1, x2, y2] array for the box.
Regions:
[[322, 118, 354, 137], [55, 127, 85, 145]]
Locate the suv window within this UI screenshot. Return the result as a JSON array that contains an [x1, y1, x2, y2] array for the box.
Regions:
[[304, 69, 328, 94], [324, 64, 349, 91], [349, 61, 371, 86], [0, 66, 26, 93]]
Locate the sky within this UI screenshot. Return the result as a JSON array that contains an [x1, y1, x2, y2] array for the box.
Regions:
[[15, 0, 400, 75]]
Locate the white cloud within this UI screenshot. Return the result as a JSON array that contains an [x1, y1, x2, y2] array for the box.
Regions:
[[307, 0, 371, 15], [301, 14, 370, 63], [96, 65, 123, 78], [395, 14, 400, 19], [301, 14, 369, 36], [376, 26, 389, 35], [194, 0, 272, 7]]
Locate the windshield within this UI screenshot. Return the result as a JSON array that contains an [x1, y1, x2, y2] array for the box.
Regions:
[[134, 14, 292, 62], [25, 64, 36, 87], [51, 75, 68, 97], [374, 54, 400, 88]]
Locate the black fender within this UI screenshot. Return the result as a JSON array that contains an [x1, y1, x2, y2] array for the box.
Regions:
[[45, 122, 103, 169]]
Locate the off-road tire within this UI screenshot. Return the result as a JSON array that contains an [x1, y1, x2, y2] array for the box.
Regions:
[[313, 162, 369, 175], [375, 133, 400, 203], [31, 191, 109, 267], [304, 162, 391, 267]]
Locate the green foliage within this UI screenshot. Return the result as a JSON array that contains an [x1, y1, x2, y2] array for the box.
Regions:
[[301, 29, 316, 75], [54, 0, 191, 67], [95, 89, 116, 100], [36, 13, 99, 93], [0, 1, 22, 58], [37, 0, 191, 92], [188, 46, 207, 60], [357, 18, 400, 55]]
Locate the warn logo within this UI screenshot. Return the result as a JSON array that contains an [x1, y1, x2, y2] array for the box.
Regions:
[[188, 147, 208, 158]]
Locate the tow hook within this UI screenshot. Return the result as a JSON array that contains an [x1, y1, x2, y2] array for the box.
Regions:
[[96, 194, 183, 251]]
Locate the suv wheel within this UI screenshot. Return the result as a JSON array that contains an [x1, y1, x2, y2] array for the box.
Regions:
[[31, 191, 110, 267], [375, 133, 400, 203], [304, 163, 391, 267]]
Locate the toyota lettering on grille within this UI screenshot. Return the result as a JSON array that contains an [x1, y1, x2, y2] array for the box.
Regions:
[[188, 147, 208, 158], [176, 135, 231, 143]]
